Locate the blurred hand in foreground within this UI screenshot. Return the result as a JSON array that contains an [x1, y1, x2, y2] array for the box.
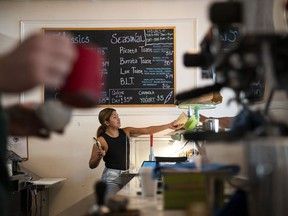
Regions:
[[0, 33, 78, 93]]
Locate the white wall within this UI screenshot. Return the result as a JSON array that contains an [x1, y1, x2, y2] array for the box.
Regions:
[[0, 1, 239, 215]]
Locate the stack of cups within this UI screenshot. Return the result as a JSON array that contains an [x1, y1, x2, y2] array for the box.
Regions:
[[184, 116, 198, 132], [139, 167, 157, 197]]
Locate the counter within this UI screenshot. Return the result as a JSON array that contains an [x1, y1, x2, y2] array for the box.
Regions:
[[117, 164, 239, 216], [117, 175, 185, 216]]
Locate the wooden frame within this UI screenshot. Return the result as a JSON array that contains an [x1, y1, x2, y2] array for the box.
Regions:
[[20, 19, 197, 116]]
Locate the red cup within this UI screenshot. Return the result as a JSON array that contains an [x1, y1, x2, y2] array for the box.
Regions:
[[59, 44, 104, 108]]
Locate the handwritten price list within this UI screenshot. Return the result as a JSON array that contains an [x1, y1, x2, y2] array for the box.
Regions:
[[44, 27, 175, 106]]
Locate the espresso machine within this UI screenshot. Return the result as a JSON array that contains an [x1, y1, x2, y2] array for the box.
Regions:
[[177, 1, 288, 215]]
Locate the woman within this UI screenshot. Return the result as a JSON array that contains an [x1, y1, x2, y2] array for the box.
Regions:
[[89, 107, 183, 196]]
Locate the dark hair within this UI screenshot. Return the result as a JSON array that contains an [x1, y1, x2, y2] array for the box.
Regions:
[[97, 108, 116, 137]]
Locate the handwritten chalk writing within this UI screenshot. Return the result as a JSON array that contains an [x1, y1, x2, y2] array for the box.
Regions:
[[165, 51, 173, 56], [120, 57, 138, 65], [144, 31, 174, 45], [99, 97, 109, 104], [164, 91, 173, 104], [138, 90, 155, 95], [112, 90, 125, 96], [124, 97, 133, 103], [162, 83, 171, 89], [145, 38, 153, 43], [102, 68, 108, 75], [110, 33, 145, 44], [156, 95, 164, 102], [140, 46, 152, 53], [120, 77, 135, 85], [140, 97, 155, 103], [119, 46, 138, 54], [164, 60, 173, 66], [139, 57, 152, 64], [43, 28, 175, 105], [71, 35, 90, 44], [145, 29, 166, 34], [132, 67, 143, 74], [120, 68, 130, 75], [165, 74, 173, 79], [97, 47, 107, 56], [112, 96, 133, 104], [103, 60, 109, 67]]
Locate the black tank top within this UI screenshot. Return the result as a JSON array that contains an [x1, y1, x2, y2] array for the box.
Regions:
[[102, 129, 130, 170]]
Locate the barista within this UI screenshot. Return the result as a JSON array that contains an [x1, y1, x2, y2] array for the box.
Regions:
[[89, 107, 183, 196]]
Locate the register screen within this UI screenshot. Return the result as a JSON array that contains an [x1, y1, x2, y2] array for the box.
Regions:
[[141, 161, 157, 168]]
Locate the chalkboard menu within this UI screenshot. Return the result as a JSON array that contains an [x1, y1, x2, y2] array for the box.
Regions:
[[43, 27, 175, 106]]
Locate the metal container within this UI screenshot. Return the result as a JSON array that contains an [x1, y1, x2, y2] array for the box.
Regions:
[[203, 119, 219, 132]]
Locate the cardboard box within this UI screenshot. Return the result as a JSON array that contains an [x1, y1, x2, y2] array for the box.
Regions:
[[162, 170, 227, 211]]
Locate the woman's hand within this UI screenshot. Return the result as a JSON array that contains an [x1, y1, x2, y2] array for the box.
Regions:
[[89, 142, 106, 169], [95, 147, 106, 158], [168, 121, 184, 130]]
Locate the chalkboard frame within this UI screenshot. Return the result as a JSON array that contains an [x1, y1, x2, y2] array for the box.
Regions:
[[42, 27, 176, 107]]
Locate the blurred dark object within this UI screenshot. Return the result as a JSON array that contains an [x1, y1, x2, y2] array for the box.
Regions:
[[176, 83, 223, 103], [180, 2, 288, 144], [155, 156, 187, 163], [181, 1, 279, 104], [214, 189, 248, 216], [209, 1, 243, 25], [6, 150, 24, 175], [213, 34, 286, 103], [87, 180, 140, 216], [184, 24, 241, 68], [180, 2, 288, 216], [183, 27, 218, 68], [230, 109, 265, 133], [6, 150, 23, 162], [107, 195, 128, 212], [184, 1, 242, 69], [179, 33, 288, 104], [93, 181, 110, 215], [183, 103, 288, 142]]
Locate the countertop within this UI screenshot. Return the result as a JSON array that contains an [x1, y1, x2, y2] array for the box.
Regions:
[[117, 175, 185, 216]]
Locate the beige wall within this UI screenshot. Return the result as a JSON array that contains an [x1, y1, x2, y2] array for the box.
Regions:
[[0, 1, 242, 216]]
